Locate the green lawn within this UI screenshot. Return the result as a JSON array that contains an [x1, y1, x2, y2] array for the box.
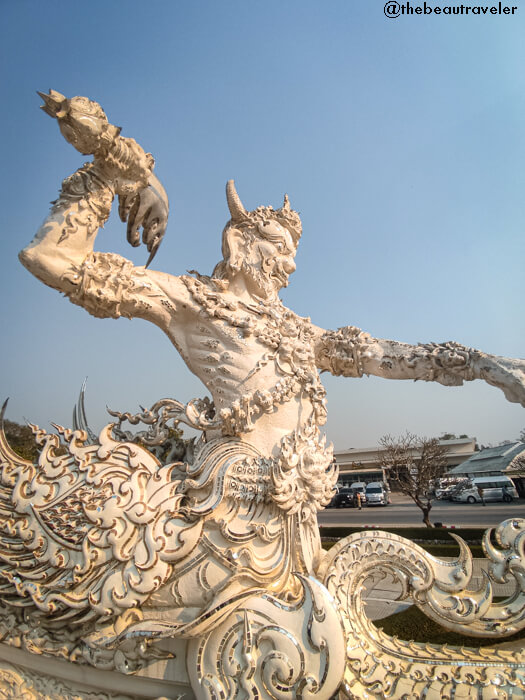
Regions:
[[321, 525, 486, 557]]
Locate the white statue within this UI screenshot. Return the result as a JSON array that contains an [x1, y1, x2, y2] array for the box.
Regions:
[[0, 90, 523, 698]]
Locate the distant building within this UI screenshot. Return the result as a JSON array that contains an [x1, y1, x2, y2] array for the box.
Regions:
[[446, 442, 525, 497], [334, 437, 477, 489]]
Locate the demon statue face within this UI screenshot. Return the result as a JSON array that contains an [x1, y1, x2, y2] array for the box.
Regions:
[[213, 181, 302, 299]]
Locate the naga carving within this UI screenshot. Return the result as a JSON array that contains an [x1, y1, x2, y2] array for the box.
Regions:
[[319, 522, 525, 698], [0, 90, 523, 698]]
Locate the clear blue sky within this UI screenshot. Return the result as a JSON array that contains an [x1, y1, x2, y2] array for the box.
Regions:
[[1, 0, 523, 448]]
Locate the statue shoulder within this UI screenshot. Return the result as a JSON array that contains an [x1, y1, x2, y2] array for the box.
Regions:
[[144, 268, 199, 307]]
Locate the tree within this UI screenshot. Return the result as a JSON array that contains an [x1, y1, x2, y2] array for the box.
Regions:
[[1, 419, 40, 461], [379, 432, 449, 528], [439, 432, 469, 440], [508, 450, 525, 477]]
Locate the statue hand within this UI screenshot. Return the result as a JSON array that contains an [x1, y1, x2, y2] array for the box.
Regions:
[[118, 173, 169, 266], [38, 91, 167, 264]]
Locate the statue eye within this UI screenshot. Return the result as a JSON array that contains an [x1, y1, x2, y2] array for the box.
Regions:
[[276, 242, 284, 252]]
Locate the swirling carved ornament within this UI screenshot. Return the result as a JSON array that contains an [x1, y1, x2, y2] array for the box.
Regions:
[[0, 404, 339, 686], [186, 576, 346, 699], [319, 521, 525, 698], [0, 419, 201, 620]]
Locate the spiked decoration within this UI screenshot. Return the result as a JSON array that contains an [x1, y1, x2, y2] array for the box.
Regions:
[[71, 378, 97, 445], [37, 89, 116, 156], [37, 89, 68, 118]]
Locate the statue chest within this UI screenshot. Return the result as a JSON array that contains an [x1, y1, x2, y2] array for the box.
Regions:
[[184, 318, 263, 396], [178, 276, 327, 430]]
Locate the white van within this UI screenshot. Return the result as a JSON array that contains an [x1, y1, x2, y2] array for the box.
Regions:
[[452, 476, 518, 504], [365, 482, 389, 506]]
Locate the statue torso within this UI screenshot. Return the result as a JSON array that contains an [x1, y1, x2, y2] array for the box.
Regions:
[[162, 274, 327, 455]]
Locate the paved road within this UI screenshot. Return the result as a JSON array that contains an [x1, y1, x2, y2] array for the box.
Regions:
[[318, 492, 525, 528]]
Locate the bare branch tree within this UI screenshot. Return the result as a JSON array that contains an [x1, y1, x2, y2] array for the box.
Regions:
[[508, 451, 525, 478], [379, 432, 449, 528]]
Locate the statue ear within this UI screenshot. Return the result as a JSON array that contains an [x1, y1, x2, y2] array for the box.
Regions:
[[224, 227, 248, 272]]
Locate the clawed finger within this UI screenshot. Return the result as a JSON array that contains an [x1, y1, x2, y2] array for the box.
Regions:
[[145, 242, 160, 268], [126, 196, 143, 247], [118, 194, 136, 223], [144, 220, 167, 268], [123, 181, 169, 261], [143, 218, 159, 250]]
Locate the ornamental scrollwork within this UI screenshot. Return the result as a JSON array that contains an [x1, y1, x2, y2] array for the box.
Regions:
[[319, 522, 525, 698]]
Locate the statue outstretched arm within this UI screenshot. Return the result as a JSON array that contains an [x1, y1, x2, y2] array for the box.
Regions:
[[19, 91, 176, 326], [314, 325, 525, 407]]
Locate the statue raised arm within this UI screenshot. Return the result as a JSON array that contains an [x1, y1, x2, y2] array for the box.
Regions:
[[19, 90, 178, 328]]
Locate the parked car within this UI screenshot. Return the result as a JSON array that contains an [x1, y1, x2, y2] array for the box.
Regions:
[[436, 481, 471, 501], [330, 487, 355, 508], [451, 476, 518, 504], [434, 479, 470, 500], [365, 482, 389, 506]]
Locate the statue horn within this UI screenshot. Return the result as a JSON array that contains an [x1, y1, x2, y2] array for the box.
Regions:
[[226, 180, 247, 221]]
